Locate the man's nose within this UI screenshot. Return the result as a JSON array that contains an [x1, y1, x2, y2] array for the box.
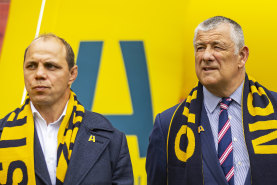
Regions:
[[35, 65, 46, 79], [202, 47, 215, 62]]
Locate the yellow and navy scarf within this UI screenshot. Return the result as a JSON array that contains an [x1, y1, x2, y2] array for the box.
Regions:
[[0, 91, 85, 184], [167, 74, 277, 185]]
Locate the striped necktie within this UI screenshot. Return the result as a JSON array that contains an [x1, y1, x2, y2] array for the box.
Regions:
[[218, 97, 234, 185]]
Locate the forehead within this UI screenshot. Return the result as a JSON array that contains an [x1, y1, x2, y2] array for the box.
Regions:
[[26, 37, 66, 58], [195, 23, 233, 45]]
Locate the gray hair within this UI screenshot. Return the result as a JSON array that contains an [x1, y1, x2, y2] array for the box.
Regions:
[[193, 16, 244, 54]]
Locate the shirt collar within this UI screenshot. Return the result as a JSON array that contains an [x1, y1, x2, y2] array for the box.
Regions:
[[30, 101, 68, 125], [203, 82, 244, 114]]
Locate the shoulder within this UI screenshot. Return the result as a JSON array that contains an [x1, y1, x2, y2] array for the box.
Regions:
[[149, 103, 180, 146], [270, 90, 277, 101], [81, 111, 128, 160], [158, 104, 180, 120], [82, 110, 125, 139], [83, 110, 114, 130], [155, 104, 180, 134]]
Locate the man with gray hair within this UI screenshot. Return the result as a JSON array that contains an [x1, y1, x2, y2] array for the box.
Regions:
[[146, 16, 277, 185]]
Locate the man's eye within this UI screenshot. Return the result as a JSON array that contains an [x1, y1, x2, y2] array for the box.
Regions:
[[214, 46, 223, 50], [26, 63, 36, 69], [196, 47, 205, 51], [45, 63, 57, 70]]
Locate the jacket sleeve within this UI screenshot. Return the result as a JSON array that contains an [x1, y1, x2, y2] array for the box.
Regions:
[[146, 104, 179, 185], [112, 133, 134, 185], [146, 113, 168, 185]]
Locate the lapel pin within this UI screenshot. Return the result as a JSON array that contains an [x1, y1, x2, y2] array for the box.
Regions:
[[88, 135, 96, 142], [198, 125, 205, 133]]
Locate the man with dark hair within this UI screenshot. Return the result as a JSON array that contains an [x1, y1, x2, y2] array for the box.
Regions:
[[0, 34, 133, 185], [146, 16, 277, 185], [24, 34, 75, 69]]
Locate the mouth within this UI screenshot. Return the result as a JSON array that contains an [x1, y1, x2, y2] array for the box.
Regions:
[[32, 86, 49, 91], [203, 66, 217, 71]]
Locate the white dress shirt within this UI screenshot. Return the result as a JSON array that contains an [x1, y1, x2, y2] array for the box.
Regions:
[[203, 83, 250, 185], [31, 102, 68, 185]]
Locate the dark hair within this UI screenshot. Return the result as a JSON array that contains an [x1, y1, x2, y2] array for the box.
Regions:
[[24, 33, 75, 69]]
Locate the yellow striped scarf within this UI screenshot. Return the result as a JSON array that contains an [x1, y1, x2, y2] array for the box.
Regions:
[[167, 75, 277, 185], [0, 91, 85, 184]]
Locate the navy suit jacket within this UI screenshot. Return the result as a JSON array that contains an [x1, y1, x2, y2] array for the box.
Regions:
[[1, 110, 133, 185], [146, 91, 277, 185], [146, 104, 250, 185], [146, 90, 277, 185]]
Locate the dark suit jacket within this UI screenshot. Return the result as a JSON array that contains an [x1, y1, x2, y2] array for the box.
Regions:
[[146, 103, 251, 185], [146, 90, 277, 185], [1, 110, 133, 185]]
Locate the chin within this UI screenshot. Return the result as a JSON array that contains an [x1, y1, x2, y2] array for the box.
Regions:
[[30, 97, 51, 106], [199, 77, 219, 87]]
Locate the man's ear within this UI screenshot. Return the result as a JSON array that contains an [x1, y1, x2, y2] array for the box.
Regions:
[[238, 46, 249, 68], [68, 65, 78, 86]]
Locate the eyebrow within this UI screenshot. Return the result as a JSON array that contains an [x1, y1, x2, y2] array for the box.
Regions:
[[212, 41, 225, 45], [24, 60, 36, 64], [195, 41, 225, 46]]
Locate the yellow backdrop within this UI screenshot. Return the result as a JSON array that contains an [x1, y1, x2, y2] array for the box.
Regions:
[[1, 0, 277, 184]]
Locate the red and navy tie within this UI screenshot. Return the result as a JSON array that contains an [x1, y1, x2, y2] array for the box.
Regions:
[[218, 97, 234, 185]]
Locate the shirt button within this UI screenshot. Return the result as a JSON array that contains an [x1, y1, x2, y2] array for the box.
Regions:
[[229, 115, 232, 120], [233, 137, 237, 142], [238, 161, 242, 166]]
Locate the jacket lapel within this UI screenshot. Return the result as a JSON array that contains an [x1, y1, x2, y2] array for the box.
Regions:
[[200, 106, 228, 185], [63, 111, 114, 185], [244, 169, 251, 185], [34, 127, 52, 185]]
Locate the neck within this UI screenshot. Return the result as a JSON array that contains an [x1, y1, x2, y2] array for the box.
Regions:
[[32, 92, 70, 125], [205, 72, 245, 98], [35, 104, 66, 125]]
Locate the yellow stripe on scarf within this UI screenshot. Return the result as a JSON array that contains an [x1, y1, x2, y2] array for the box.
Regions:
[[0, 91, 85, 184], [56, 92, 85, 183], [0, 100, 36, 185], [247, 76, 274, 116]]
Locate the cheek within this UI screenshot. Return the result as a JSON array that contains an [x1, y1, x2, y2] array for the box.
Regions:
[[195, 54, 204, 66], [225, 57, 239, 69], [23, 74, 30, 84], [213, 54, 222, 62], [52, 76, 69, 88], [195, 53, 201, 61], [23, 77, 32, 93], [195, 58, 202, 72], [194, 56, 200, 67]]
